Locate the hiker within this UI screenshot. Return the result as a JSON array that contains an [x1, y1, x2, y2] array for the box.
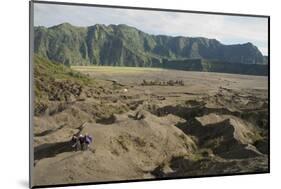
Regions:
[[83, 134, 93, 150], [71, 134, 82, 151], [71, 133, 93, 151], [78, 134, 85, 148]]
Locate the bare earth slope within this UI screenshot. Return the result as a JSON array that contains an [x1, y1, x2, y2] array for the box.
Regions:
[[33, 59, 268, 186]]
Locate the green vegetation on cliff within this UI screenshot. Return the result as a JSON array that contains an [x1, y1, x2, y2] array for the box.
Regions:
[[35, 23, 265, 67], [34, 23, 268, 75]]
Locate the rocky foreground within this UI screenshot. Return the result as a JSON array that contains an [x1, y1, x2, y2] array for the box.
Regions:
[[32, 56, 268, 186]]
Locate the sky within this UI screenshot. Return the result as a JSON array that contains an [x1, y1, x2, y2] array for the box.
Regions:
[[34, 3, 268, 55]]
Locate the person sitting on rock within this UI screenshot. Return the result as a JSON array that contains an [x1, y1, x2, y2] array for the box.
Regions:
[[71, 134, 82, 151], [78, 134, 85, 146]]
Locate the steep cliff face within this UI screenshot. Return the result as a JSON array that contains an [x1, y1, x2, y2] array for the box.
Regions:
[[34, 23, 265, 67]]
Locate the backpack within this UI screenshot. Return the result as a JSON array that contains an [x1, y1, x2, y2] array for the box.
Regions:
[[85, 136, 93, 144]]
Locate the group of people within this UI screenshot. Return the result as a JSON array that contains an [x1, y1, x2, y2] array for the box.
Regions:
[[71, 133, 93, 151], [141, 79, 184, 86]]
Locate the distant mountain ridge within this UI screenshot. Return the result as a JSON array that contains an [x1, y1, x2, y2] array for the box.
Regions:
[[34, 23, 267, 75]]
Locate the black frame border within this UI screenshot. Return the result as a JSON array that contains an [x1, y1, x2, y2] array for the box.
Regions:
[[29, 0, 270, 188]]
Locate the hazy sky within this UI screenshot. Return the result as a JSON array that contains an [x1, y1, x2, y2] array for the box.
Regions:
[[34, 3, 268, 55]]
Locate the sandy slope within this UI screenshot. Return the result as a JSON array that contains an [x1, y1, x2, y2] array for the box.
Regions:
[[33, 68, 268, 186], [33, 111, 196, 185]]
